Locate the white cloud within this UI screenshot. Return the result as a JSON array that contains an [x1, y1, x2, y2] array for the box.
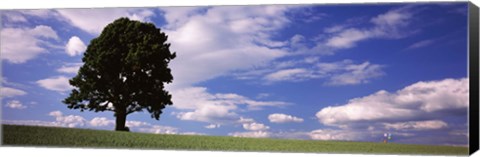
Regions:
[[36, 76, 73, 92], [2, 12, 27, 22], [180, 132, 206, 135], [155, 6, 299, 126], [326, 28, 371, 49], [330, 6, 412, 49], [233, 7, 413, 85], [171, 87, 289, 124], [125, 120, 151, 128], [205, 124, 221, 129], [384, 120, 448, 131], [128, 9, 155, 22], [309, 129, 360, 141], [324, 25, 346, 33], [137, 125, 179, 134], [289, 6, 415, 55], [1, 87, 27, 98], [55, 115, 86, 128], [5, 100, 27, 109], [162, 6, 293, 88], [242, 122, 270, 131], [6, 111, 199, 135], [321, 60, 384, 85], [407, 39, 435, 49], [176, 104, 238, 123], [229, 131, 270, 138], [228, 130, 322, 140], [48, 110, 86, 128], [65, 36, 86, 56], [48, 110, 63, 117], [160, 7, 207, 29], [123, 120, 200, 135], [56, 8, 155, 34], [316, 78, 468, 126], [89, 117, 114, 127], [57, 63, 83, 74], [20, 10, 55, 18], [449, 130, 468, 137], [246, 59, 384, 85], [264, 68, 318, 82], [1, 25, 59, 63], [370, 7, 412, 31], [268, 113, 304, 123]]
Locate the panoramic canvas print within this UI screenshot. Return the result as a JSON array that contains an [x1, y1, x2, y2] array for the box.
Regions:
[[0, 2, 472, 156]]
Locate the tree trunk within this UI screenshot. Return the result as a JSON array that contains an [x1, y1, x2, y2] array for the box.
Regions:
[[115, 107, 129, 131]]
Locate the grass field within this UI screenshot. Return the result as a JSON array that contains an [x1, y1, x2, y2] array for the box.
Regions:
[[2, 124, 468, 155]]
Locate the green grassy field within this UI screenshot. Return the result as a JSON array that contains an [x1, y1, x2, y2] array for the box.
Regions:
[[2, 124, 468, 155]]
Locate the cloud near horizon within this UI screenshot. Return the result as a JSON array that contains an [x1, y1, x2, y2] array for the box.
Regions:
[[311, 78, 468, 145]]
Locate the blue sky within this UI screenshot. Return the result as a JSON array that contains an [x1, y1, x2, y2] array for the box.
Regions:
[[1, 2, 470, 146]]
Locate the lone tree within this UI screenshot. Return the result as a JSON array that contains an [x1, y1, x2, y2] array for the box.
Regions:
[[63, 17, 176, 131]]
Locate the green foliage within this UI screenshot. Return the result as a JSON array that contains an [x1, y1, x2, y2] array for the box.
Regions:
[[3, 125, 468, 155], [63, 18, 176, 126]]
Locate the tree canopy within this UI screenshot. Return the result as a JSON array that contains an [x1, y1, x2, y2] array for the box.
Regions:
[[63, 17, 176, 131]]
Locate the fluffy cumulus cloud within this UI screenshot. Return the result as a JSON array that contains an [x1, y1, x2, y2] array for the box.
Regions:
[[1, 25, 59, 63], [48, 110, 86, 128], [5, 100, 27, 109], [176, 102, 238, 123], [312, 78, 468, 144], [171, 87, 289, 124], [137, 125, 179, 135], [125, 120, 151, 128], [5, 110, 201, 135], [242, 122, 270, 131], [36, 76, 73, 92], [229, 131, 270, 138], [1, 87, 27, 98], [309, 129, 361, 141], [156, 6, 303, 128], [232, 117, 271, 137], [205, 124, 221, 129], [65, 36, 86, 56], [268, 113, 304, 123], [89, 117, 114, 127], [56, 8, 155, 34], [162, 6, 293, 88], [316, 78, 468, 126]]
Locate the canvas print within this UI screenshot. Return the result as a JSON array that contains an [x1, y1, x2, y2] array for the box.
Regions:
[[0, 2, 474, 156]]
